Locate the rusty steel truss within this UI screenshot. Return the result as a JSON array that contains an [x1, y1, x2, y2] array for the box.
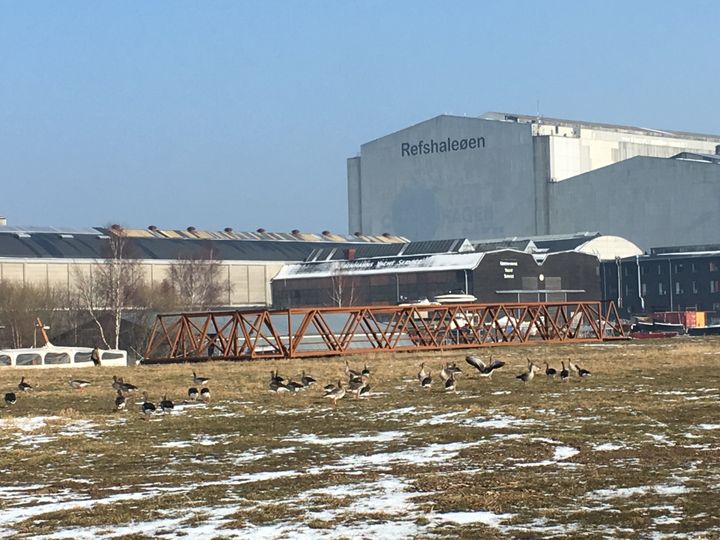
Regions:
[[142, 301, 626, 364]]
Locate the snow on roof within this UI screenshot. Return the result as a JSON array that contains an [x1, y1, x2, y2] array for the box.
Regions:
[[273, 252, 485, 281]]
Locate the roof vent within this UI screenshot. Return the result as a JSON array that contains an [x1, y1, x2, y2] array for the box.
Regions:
[[382, 232, 392, 238], [291, 229, 301, 235], [187, 226, 196, 233], [224, 227, 233, 233], [256, 228, 266, 233], [321, 230, 331, 236], [148, 225, 158, 231], [353, 231, 362, 236]]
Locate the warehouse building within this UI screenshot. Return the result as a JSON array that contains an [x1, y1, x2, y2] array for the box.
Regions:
[[0, 224, 406, 308], [348, 113, 720, 250], [271, 233, 640, 309], [602, 244, 720, 317]]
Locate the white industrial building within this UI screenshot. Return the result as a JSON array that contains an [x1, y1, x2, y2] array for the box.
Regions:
[[348, 113, 720, 249]]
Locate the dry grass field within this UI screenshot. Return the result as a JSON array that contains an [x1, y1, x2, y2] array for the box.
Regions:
[[1, 338, 719, 539]]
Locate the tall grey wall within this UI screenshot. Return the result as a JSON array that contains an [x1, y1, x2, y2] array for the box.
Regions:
[[347, 115, 537, 240], [549, 157, 720, 249]]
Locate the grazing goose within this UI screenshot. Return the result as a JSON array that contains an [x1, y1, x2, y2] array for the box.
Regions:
[[286, 380, 304, 392], [572, 362, 591, 378], [324, 380, 346, 406], [188, 387, 199, 400], [200, 387, 211, 401], [361, 363, 371, 377], [545, 362, 557, 378], [444, 373, 456, 392], [4, 392, 17, 405], [114, 390, 126, 411], [160, 394, 175, 412], [141, 392, 156, 417], [270, 376, 290, 393], [192, 371, 210, 385], [465, 355, 505, 378], [301, 371, 316, 387], [68, 377, 91, 390], [560, 361, 570, 382], [418, 362, 428, 383], [18, 377, 33, 392], [118, 378, 138, 393]]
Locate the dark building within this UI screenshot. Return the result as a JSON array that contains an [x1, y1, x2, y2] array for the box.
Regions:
[[601, 244, 720, 319], [272, 246, 601, 308]]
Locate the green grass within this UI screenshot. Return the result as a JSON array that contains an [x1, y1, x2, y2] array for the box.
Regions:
[[1, 338, 720, 538]]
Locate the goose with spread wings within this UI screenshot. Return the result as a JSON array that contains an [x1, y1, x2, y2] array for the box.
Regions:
[[465, 355, 505, 378]]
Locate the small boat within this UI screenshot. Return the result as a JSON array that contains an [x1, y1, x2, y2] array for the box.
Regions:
[[687, 325, 720, 336], [0, 343, 127, 369], [433, 293, 477, 304]]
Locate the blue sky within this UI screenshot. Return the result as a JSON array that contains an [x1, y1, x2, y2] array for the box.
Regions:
[[1, 1, 718, 233]]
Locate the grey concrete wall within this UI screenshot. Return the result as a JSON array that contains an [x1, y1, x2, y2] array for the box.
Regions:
[[532, 136, 551, 235], [348, 115, 537, 240], [549, 157, 720, 250]]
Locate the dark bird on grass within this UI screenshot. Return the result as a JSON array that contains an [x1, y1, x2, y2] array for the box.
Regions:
[[516, 362, 541, 383], [200, 387, 211, 401], [420, 371, 432, 389], [18, 377, 33, 392], [560, 361, 570, 382], [356, 383, 371, 399], [465, 355, 505, 378], [361, 363, 371, 377], [286, 380, 304, 392], [115, 390, 126, 411], [348, 376, 368, 393], [160, 394, 175, 413], [4, 392, 17, 405], [444, 373, 457, 392], [323, 382, 337, 394], [301, 371, 316, 387], [118, 377, 138, 393], [571, 361, 591, 378], [545, 362, 557, 378], [440, 363, 452, 382], [141, 392, 156, 417], [68, 377, 91, 390], [270, 377, 290, 393], [270, 370, 284, 385], [324, 380, 346, 406], [192, 371, 210, 386], [188, 387, 199, 400], [418, 362, 428, 383]]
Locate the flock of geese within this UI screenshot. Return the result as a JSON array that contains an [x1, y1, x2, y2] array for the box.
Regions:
[[2, 356, 592, 412]]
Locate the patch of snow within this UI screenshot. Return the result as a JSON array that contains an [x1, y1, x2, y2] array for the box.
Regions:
[[433, 510, 514, 528], [697, 424, 720, 430], [289, 430, 404, 446], [593, 442, 627, 451], [416, 410, 469, 426]]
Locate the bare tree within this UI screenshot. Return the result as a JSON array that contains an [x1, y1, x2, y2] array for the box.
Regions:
[[164, 249, 229, 310], [74, 226, 144, 349], [0, 282, 61, 348], [329, 265, 357, 307]]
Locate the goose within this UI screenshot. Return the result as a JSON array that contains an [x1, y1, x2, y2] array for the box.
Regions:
[[200, 387, 211, 401], [188, 387, 199, 400], [192, 371, 210, 385], [286, 380, 304, 392], [572, 362, 591, 378], [115, 390, 126, 411], [4, 392, 17, 405], [118, 378, 138, 393], [323, 382, 337, 394], [361, 363, 371, 377], [160, 394, 175, 412], [270, 377, 290, 393], [141, 392, 156, 417], [545, 362, 557, 378], [301, 371, 317, 387], [112, 375, 124, 391], [324, 380, 346, 406], [444, 373, 456, 392], [420, 371, 432, 389], [447, 362, 463, 375], [418, 362, 428, 383], [270, 370, 284, 385], [560, 361, 570, 382], [18, 377, 33, 392], [516, 362, 540, 383], [348, 376, 367, 392], [68, 377, 91, 390], [465, 355, 505, 378], [356, 383, 371, 399], [440, 363, 451, 382]]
